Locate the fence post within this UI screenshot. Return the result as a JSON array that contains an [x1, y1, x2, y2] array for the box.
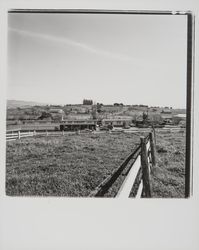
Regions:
[[152, 125, 157, 146], [18, 130, 21, 139], [149, 132, 156, 168], [46, 130, 48, 136], [140, 136, 151, 198]]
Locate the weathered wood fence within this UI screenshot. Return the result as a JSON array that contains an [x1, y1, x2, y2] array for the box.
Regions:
[[89, 132, 156, 198], [6, 129, 36, 141]]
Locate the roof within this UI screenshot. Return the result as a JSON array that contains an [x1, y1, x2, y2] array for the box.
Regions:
[[49, 109, 64, 113], [161, 114, 173, 119], [173, 114, 186, 118], [161, 110, 172, 114], [61, 120, 96, 125], [102, 118, 132, 122], [67, 114, 91, 119]]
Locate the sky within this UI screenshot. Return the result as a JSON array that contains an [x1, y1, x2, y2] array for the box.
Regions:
[[7, 12, 187, 108]]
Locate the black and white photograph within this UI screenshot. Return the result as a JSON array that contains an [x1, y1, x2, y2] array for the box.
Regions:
[[1, 0, 199, 250], [6, 10, 192, 198]]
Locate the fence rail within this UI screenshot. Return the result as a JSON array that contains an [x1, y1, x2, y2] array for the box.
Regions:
[[5, 128, 155, 142], [6, 130, 68, 141], [6, 130, 35, 141], [89, 132, 156, 198]]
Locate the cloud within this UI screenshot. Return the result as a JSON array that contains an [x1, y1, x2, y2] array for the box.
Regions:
[[9, 27, 134, 62]]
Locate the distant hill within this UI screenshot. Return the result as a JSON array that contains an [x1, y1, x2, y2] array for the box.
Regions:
[[7, 100, 47, 109]]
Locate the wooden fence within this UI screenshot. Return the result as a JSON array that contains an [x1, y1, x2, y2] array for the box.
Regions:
[[6, 129, 35, 141], [6, 129, 68, 141], [7, 128, 156, 197], [89, 132, 156, 198]]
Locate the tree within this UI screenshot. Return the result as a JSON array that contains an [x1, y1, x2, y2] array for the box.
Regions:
[[96, 103, 103, 113], [142, 111, 148, 122], [38, 111, 52, 120], [91, 106, 97, 119], [113, 103, 123, 106], [83, 99, 93, 105]]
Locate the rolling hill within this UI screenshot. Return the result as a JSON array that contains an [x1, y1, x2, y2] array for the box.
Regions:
[[7, 100, 48, 109]]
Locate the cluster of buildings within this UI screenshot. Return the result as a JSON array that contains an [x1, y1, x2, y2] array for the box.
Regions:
[[160, 109, 186, 126], [37, 108, 186, 131]]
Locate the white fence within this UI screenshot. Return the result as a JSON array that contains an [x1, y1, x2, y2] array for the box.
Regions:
[[6, 130, 35, 141], [6, 129, 70, 141]]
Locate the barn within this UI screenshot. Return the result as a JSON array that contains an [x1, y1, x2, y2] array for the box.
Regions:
[[60, 119, 96, 131]]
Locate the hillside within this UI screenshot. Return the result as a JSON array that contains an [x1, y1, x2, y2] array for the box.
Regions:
[[7, 100, 47, 109]]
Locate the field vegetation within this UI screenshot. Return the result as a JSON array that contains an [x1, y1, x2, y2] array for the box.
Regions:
[[151, 130, 186, 198], [6, 133, 141, 196], [6, 128, 186, 198]]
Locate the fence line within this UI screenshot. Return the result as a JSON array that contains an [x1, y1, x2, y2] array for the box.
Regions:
[[6, 130, 68, 141], [6, 126, 184, 142], [89, 132, 156, 198], [116, 153, 141, 198], [7, 128, 156, 197], [6, 129, 35, 141]]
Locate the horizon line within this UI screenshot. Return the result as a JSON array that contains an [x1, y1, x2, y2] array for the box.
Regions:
[[7, 99, 186, 109]]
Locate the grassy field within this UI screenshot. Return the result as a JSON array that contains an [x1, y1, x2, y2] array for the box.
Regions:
[[6, 130, 186, 198], [151, 129, 186, 198], [6, 132, 141, 196]]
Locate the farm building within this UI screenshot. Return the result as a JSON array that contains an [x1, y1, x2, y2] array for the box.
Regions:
[[101, 118, 132, 127], [172, 114, 186, 125], [60, 119, 96, 131]]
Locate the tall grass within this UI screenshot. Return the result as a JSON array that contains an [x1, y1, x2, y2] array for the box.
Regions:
[[6, 133, 140, 196], [151, 130, 186, 198]]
